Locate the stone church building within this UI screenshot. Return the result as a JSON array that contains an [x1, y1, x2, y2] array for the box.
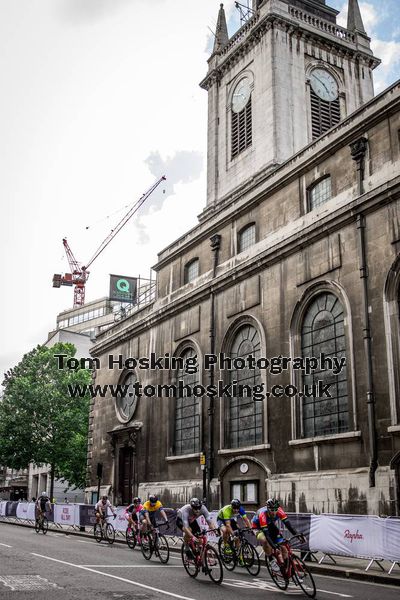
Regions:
[[87, 0, 400, 515]]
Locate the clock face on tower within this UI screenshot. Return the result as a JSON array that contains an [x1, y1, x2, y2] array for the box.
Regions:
[[232, 77, 251, 113], [115, 372, 138, 423], [310, 68, 339, 102]]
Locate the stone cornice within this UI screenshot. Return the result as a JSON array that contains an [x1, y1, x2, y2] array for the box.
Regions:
[[92, 176, 400, 357], [200, 8, 379, 92], [154, 81, 400, 271]]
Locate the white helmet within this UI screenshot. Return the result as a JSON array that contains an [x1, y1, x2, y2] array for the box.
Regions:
[[41, 491, 47, 497]]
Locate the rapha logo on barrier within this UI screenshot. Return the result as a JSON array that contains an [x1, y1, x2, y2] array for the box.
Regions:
[[344, 529, 364, 543], [61, 507, 71, 521]]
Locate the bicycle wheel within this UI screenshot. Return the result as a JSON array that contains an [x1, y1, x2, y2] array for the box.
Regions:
[[106, 523, 115, 545], [140, 532, 153, 560], [41, 517, 48, 535], [94, 523, 103, 543], [126, 527, 137, 549], [35, 519, 41, 534], [291, 555, 316, 598], [155, 534, 170, 564], [205, 545, 223, 585], [218, 537, 236, 571], [266, 557, 289, 590], [241, 540, 260, 576], [181, 543, 199, 578]]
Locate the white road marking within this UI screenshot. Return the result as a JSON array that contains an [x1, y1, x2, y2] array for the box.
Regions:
[[0, 543, 12, 548], [223, 577, 353, 598], [317, 590, 352, 598], [31, 553, 198, 600], [81, 564, 182, 568]]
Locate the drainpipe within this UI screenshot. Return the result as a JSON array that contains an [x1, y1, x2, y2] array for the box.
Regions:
[[350, 137, 378, 487], [207, 234, 221, 506]]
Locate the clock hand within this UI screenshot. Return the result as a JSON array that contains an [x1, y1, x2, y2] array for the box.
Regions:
[[314, 75, 330, 94]]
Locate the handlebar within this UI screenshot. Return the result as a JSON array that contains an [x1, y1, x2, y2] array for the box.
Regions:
[[280, 534, 307, 545]]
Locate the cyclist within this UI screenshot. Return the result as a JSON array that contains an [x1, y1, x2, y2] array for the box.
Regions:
[[125, 496, 143, 533], [35, 491, 51, 523], [140, 495, 169, 533], [177, 497, 217, 558], [217, 498, 252, 551], [95, 495, 116, 525], [252, 498, 305, 574]]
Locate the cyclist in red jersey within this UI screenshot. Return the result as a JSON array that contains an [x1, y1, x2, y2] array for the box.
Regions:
[[252, 498, 305, 573]]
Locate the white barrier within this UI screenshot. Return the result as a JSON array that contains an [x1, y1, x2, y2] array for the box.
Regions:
[[114, 507, 128, 532], [16, 502, 36, 521], [53, 503, 78, 527], [0, 501, 7, 517], [309, 513, 400, 562]]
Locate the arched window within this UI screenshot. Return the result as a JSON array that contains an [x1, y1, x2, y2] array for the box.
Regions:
[[174, 347, 200, 455], [301, 293, 348, 437], [309, 69, 340, 139], [231, 77, 252, 159], [184, 258, 199, 284], [238, 223, 256, 253], [227, 325, 263, 447], [308, 176, 331, 211]]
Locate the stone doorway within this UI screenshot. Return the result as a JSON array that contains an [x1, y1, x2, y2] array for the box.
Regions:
[[119, 446, 134, 505]]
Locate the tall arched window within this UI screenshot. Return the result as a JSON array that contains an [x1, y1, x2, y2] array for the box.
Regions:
[[231, 77, 252, 159], [174, 347, 200, 455], [301, 293, 348, 437], [227, 325, 263, 447], [238, 223, 256, 253], [309, 68, 340, 139]]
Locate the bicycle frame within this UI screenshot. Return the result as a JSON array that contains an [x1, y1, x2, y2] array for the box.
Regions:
[[267, 534, 316, 598]]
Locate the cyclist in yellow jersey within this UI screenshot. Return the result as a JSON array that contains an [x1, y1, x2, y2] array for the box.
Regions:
[[140, 495, 169, 532]]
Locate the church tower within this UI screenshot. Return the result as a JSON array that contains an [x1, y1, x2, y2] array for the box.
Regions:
[[200, 0, 380, 211]]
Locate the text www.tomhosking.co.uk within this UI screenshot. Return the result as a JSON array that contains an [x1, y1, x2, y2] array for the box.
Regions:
[[55, 352, 346, 402]]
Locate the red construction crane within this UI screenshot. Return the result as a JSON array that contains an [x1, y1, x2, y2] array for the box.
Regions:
[[52, 175, 166, 307]]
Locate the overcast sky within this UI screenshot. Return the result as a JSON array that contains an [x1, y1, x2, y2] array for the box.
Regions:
[[0, 0, 399, 380]]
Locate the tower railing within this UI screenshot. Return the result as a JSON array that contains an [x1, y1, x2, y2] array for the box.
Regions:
[[288, 7, 356, 43]]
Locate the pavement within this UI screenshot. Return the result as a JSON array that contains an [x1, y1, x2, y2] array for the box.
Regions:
[[0, 520, 400, 599]]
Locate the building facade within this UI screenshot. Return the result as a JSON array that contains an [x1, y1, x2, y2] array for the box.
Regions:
[[87, 0, 400, 515]]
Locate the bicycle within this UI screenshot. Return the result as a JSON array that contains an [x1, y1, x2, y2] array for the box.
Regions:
[[140, 526, 169, 563], [181, 528, 223, 585], [218, 527, 260, 576], [126, 521, 141, 549], [94, 515, 116, 545], [265, 534, 316, 598], [35, 513, 48, 535]]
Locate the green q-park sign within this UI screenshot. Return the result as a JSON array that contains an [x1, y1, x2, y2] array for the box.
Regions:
[[109, 275, 137, 303]]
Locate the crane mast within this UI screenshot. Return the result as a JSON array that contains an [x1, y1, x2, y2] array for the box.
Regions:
[[52, 175, 166, 307]]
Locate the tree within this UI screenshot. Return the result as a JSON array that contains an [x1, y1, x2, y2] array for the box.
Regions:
[[0, 343, 91, 498]]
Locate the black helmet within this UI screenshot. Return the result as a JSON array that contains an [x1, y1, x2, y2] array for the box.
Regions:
[[266, 498, 280, 510], [133, 497, 141, 504], [149, 494, 158, 504], [190, 497, 202, 510], [231, 498, 241, 509]]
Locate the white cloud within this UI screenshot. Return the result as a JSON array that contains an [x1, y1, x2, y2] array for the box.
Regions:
[[337, 2, 399, 92], [371, 39, 400, 92], [336, 2, 379, 31]]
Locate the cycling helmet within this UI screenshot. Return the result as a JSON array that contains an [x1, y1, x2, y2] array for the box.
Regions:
[[101, 495, 108, 502], [149, 494, 158, 505], [133, 497, 141, 504], [231, 498, 241, 509], [190, 497, 202, 510], [266, 498, 280, 510], [41, 491, 47, 497]]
